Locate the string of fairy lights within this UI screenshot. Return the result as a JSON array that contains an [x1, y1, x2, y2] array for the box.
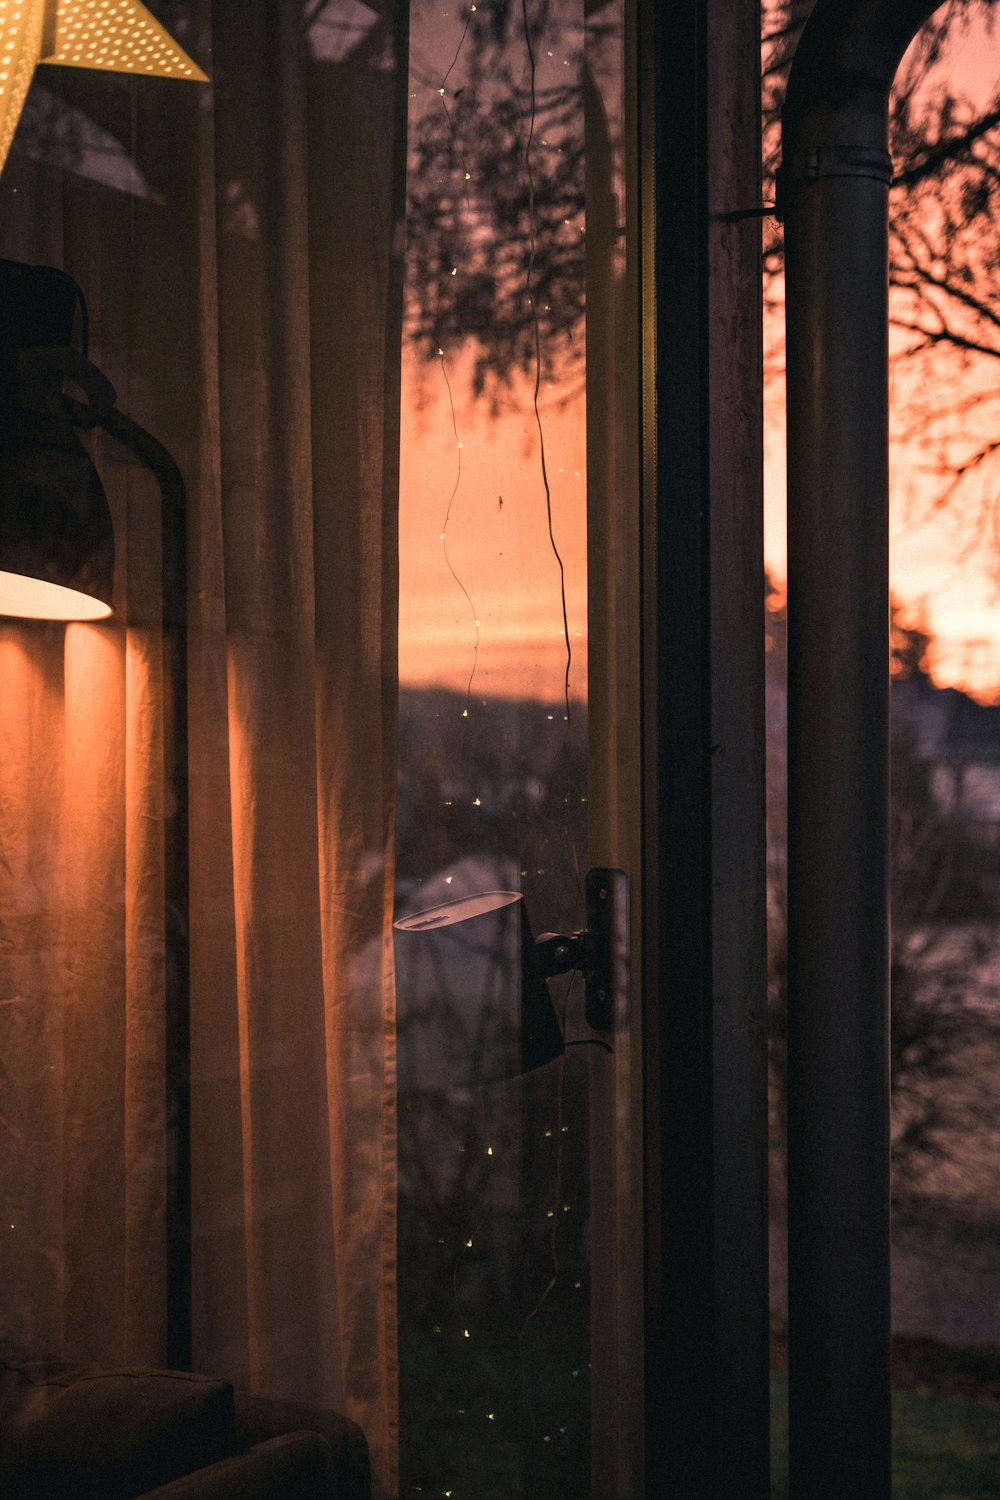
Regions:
[[418, 0, 576, 727], [437, 344, 480, 708], [402, 6, 593, 1495]]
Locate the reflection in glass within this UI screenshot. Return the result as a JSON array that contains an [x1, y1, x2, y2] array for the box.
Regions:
[[396, 0, 626, 1493], [394, 889, 565, 1084]]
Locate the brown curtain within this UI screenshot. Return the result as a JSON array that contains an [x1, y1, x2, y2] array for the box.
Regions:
[[0, 4, 403, 1493]]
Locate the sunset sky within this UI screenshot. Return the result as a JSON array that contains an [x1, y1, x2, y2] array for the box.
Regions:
[[398, 347, 589, 704], [399, 0, 591, 704], [769, 16, 1000, 700], [400, 3, 1000, 703]]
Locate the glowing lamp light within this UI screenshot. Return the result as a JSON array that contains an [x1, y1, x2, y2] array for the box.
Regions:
[[0, 0, 207, 173], [0, 572, 111, 618], [0, 2, 45, 170]]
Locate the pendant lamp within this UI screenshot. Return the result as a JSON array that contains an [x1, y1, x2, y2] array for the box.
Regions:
[[0, 0, 206, 173], [0, 259, 115, 620]]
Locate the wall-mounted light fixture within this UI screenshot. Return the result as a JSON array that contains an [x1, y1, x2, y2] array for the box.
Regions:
[[0, 0, 207, 174], [395, 891, 566, 1086], [393, 869, 625, 1086]]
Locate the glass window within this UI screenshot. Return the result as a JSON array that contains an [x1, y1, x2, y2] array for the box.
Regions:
[[396, 2, 638, 1495], [0, 5, 639, 1496]]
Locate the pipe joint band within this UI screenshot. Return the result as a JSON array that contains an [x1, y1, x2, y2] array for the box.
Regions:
[[802, 144, 892, 182], [775, 146, 892, 219]]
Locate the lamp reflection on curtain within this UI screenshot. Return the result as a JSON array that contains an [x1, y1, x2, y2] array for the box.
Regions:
[[394, 892, 565, 1087]]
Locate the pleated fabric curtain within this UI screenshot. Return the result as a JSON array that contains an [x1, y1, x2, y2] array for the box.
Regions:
[[0, 4, 404, 1493]]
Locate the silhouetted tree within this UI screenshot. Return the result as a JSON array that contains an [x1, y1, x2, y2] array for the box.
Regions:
[[766, 580, 1000, 1215], [403, 0, 626, 408], [763, 0, 1000, 568]]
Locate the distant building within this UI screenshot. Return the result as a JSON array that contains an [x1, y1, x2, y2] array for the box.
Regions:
[[893, 677, 1000, 838]]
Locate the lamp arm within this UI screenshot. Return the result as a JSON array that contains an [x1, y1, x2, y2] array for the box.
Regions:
[[94, 406, 187, 631], [95, 407, 184, 497]]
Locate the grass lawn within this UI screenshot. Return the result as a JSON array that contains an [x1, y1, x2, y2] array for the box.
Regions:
[[771, 1357, 1000, 1499], [402, 1316, 1000, 1496]]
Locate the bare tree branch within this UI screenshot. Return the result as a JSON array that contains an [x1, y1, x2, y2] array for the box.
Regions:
[[892, 104, 1000, 188]]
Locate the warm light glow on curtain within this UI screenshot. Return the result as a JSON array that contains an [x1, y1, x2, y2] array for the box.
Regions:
[[0, 5, 403, 1495]]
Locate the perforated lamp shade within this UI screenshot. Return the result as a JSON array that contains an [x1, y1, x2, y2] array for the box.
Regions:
[[0, 0, 206, 174], [0, 260, 114, 620]]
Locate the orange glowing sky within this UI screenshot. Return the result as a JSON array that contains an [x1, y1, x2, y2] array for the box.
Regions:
[[766, 19, 1000, 701], [398, 345, 588, 703], [399, 0, 590, 705], [400, 5, 1000, 704]]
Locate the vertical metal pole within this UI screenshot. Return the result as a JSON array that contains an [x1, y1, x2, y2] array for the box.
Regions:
[[641, 2, 769, 1495], [781, 4, 943, 1493], [784, 152, 893, 1499]]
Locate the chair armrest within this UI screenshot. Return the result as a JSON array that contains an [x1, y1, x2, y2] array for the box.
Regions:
[[139, 1431, 334, 1500], [235, 1396, 370, 1500]]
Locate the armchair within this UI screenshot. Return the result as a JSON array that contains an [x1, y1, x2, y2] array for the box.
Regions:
[[0, 1340, 370, 1500]]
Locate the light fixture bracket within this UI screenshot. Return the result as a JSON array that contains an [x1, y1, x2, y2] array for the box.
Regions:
[[534, 867, 627, 1033]]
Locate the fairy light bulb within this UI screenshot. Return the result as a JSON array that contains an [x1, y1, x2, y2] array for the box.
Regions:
[[0, 0, 206, 175]]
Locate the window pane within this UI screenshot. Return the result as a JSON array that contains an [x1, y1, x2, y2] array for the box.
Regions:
[[396, 2, 633, 1494]]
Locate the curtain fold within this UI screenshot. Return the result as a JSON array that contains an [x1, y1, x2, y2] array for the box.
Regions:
[[0, 5, 404, 1494]]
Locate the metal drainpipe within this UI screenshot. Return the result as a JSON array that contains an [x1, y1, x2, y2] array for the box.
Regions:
[[779, 2, 943, 1496]]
